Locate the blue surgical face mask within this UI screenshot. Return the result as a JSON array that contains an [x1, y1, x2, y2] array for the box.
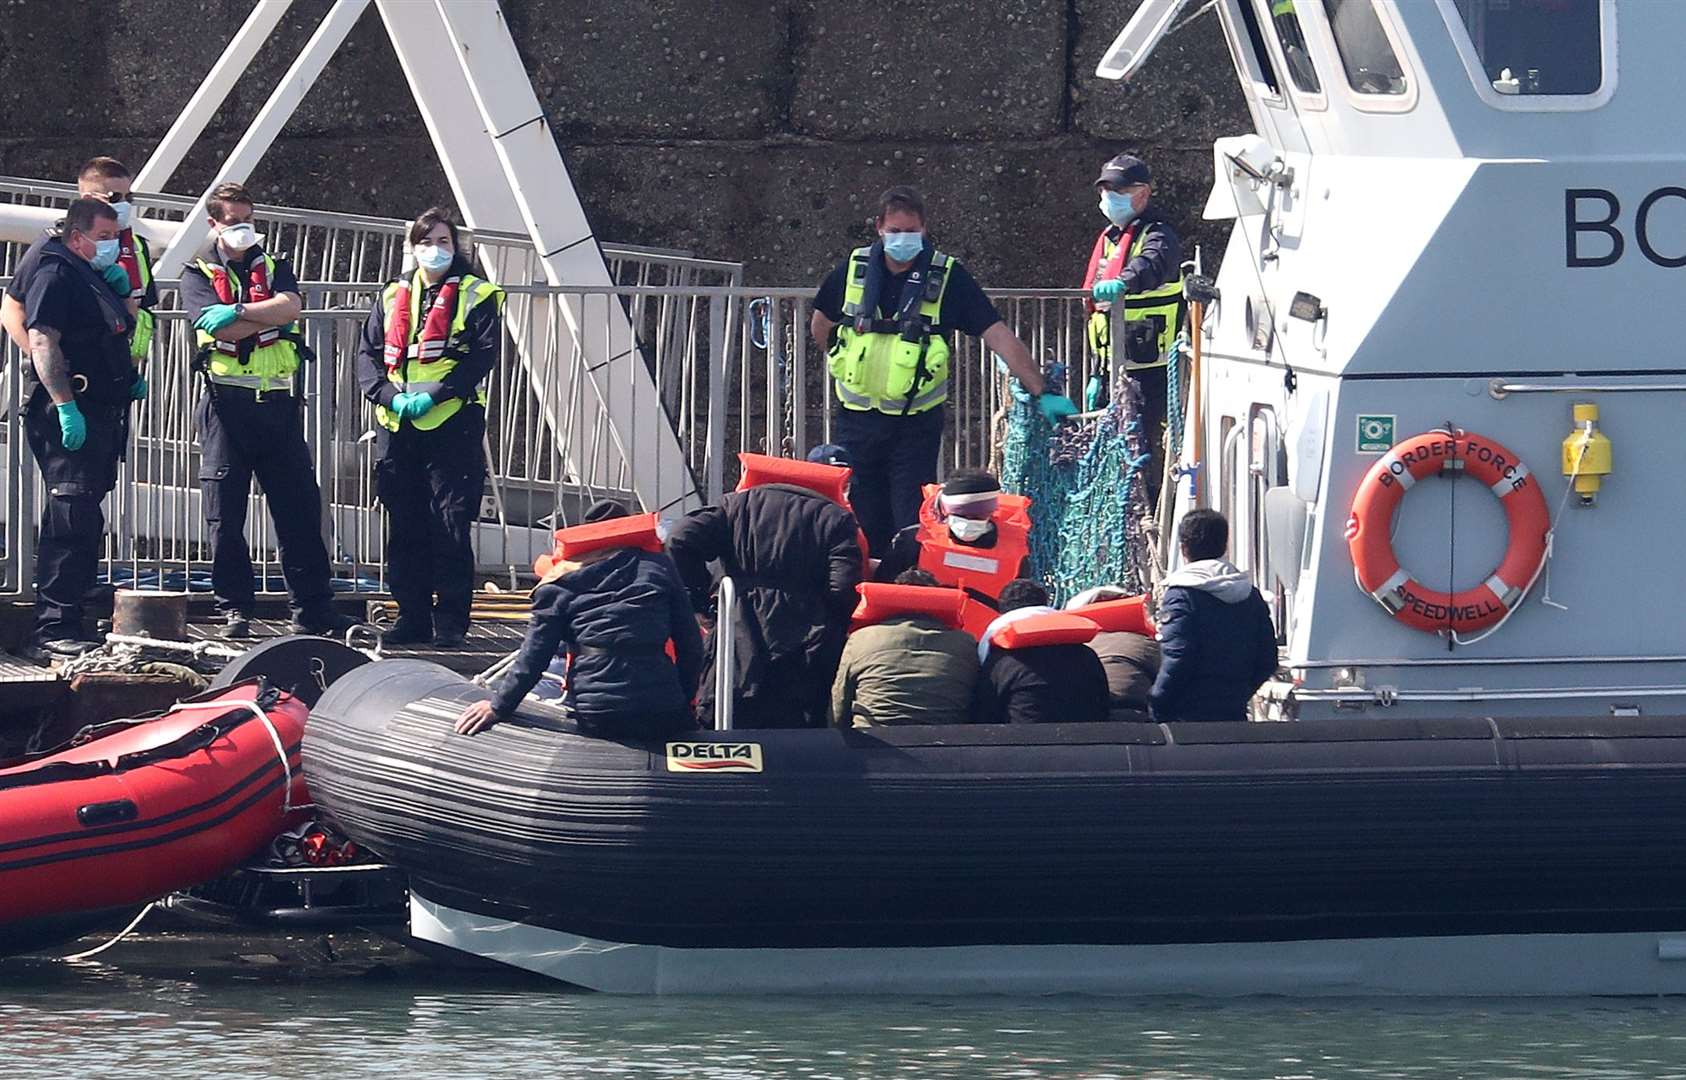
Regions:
[[89, 237, 121, 271], [1100, 190, 1138, 227], [414, 243, 453, 273], [111, 200, 132, 231], [881, 231, 925, 264]]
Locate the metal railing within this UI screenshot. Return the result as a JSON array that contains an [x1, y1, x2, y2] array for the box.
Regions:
[[0, 177, 743, 292], [0, 276, 1101, 600]]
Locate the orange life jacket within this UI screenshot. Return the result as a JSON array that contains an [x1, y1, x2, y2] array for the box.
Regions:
[[737, 452, 870, 574], [533, 512, 665, 577], [1080, 221, 1142, 313], [205, 258, 280, 354], [1069, 594, 1155, 637], [989, 610, 1100, 651], [383, 275, 460, 373], [850, 582, 968, 632], [913, 484, 1032, 635], [736, 453, 850, 504]]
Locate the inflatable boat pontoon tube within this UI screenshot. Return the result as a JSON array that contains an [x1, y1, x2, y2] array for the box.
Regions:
[[303, 660, 1686, 995]]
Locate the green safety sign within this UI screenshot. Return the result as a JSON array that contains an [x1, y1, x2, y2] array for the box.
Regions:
[[1356, 414, 1395, 453]]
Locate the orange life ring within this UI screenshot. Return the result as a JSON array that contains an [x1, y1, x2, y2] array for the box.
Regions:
[[1345, 430, 1550, 635]]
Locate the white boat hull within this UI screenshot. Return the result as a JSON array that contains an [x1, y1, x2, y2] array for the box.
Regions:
[[412, 894, 1686, 997]]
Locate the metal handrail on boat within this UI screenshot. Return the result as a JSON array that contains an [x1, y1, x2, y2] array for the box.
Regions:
[[713, 576, 737, 731]]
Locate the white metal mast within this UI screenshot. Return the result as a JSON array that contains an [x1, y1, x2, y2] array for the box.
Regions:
[[144, 0, 700, 512]]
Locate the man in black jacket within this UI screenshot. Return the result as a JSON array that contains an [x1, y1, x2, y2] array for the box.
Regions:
[[972, 579, 1110, 725], [456, 500, 704, 739], [1150, 510, 1278, 723], [14, 198, 143, 662], [666, 479, 864, 729]]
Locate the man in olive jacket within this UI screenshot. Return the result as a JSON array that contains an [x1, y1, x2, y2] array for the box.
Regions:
[[831, 569, 979, 727]]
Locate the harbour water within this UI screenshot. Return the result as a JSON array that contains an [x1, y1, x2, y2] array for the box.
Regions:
[[5, 947, 1686, 1078]]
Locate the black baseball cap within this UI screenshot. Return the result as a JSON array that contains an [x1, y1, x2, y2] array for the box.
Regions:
[[1095, 153, 1152, 189], [583, 498, 630, 523]]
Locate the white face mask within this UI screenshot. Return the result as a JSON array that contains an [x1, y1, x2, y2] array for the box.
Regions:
[[948, 516, 992, 543], [414, 243, 453, 273], [218, 222, 259, 252]]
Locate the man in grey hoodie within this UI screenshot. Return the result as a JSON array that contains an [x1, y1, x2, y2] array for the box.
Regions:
[[1150, 510, 1278, 723]]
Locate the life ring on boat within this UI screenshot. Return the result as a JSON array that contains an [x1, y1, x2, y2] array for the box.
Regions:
[[1345, 429, 1550, 635]]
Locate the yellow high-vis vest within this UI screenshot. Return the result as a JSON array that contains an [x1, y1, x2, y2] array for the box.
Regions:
[[1087, 228, 1184, 371], [828, 246, 954, 415], [375, 271, 504, 432]]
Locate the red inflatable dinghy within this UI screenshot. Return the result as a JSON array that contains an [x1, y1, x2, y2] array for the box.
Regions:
[[0, 679, 309, 952]]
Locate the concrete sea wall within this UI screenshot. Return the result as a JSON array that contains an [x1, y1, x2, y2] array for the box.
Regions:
[[0, 0, 1249, 286]]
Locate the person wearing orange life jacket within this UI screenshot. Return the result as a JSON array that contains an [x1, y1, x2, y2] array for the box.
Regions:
[[356, 206, 505, 648], [832, 569, 980, 728], [1066, 585, 1160, 723], [972, 579, 1109, 725], [455, 500, 705, 740], [873, 472, 1030, 620], [181, 182, 356, 641], [666, 458, 864, 729], [1085, 153, 1184, 506]]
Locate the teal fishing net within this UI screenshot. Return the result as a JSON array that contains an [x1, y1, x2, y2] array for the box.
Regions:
[[998, 347, 1182, 605]]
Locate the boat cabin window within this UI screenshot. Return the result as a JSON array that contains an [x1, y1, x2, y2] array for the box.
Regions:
[[1265, 0, 1323, 95], [1320, 0, 1406, 95], [1232, 0, 1284, 98], [1449, 0, 1603, 97]]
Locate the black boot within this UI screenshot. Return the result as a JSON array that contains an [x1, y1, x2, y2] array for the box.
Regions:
[[380, 617, 434, 646], [15, 635, 98, 665], [218, 611, 254, 640], [431, 623, 468, 649], [292, 608, 361, 636]]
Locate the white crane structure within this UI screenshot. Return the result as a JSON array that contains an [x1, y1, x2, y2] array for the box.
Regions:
[[1, 0, 702, 519]]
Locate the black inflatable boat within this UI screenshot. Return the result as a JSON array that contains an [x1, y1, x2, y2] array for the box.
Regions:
[[302, 659, 1686, 994]]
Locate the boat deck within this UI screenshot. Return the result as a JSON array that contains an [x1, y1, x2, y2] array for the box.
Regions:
[[182, 614, 525, 677], [0, 596, 528, 725]]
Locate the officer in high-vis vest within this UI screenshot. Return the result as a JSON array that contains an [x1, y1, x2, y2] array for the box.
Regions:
[[356, 207, 504, 649], [3, 156, 158, 369], [181, 181, 355, 641], [811, 186, 1078, 557], [1084, 154, 1184, 505]]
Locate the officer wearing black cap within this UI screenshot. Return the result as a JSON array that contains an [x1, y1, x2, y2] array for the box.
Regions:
[[15, 198, 143, 662], [1084, 153, 1184, 502]]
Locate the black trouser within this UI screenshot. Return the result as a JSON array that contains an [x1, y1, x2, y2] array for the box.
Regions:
[[196, 388, 335, 618], [1128, 364, 1168, 510], [575, 708, 697, 741], [831, 404, 945, 558], [24, 390, 123, 641], [374, 410, 486, 635]]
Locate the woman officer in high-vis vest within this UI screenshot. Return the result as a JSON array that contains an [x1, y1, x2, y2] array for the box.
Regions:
[[356, 207, 505, 648]]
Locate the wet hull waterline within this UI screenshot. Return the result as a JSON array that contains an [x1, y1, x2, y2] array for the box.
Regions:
[[411, 893, 1686, 996]]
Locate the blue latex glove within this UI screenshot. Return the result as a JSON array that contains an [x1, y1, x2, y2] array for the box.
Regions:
[[1037, 393, 1080, 425], [194, 303, 241, 333], [56, 401, 86, 451], [1084, 374, 1105, 411], [101, 263, 131, 294], [130, 375, 148, 400], [394, 391, 435, 421], [1091, 278, 1125, 304]]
